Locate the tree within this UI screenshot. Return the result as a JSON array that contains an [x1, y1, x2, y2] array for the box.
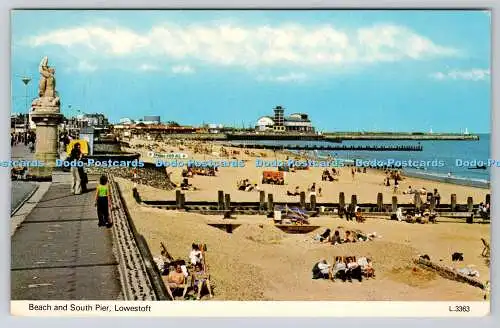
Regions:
[[166, 121, 180, 127]]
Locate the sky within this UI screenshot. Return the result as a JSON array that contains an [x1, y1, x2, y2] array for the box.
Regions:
[[11, 10, 492, 133]]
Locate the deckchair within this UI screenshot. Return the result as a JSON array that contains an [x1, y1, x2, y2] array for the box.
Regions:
[[481, 238, 490, 257]]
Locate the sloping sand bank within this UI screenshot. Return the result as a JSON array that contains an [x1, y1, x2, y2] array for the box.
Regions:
[[116, 178, 489, 301]]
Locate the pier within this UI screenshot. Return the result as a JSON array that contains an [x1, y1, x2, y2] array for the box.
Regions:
[[226, 132, 340, 142], [323, 132, 480, 141], [229, 143, 423, 151]]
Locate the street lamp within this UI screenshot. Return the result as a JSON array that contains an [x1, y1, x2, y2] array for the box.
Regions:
[[21, 76, 32, 133], [67, 105, 85, 129]]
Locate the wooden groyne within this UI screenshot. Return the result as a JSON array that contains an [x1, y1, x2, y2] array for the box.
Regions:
[[229, 143, 423, 151], [133, 188, 490, 224], [414, 257, 486, 290]]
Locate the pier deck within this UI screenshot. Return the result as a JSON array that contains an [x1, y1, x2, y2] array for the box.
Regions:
[[229, 143, 423, 151]]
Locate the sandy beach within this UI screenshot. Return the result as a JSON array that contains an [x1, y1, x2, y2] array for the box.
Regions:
[[123, 139, 489, 205], [113, 139, 490, 301]]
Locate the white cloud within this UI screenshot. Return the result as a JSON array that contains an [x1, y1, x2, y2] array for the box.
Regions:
[[257, 72, 307, 83], [69, 60, 97, 72], [430, 69, 490, 81], [171, 65, 195, 74], [139, 63, 160, 71], [25, 22, 459, 69]]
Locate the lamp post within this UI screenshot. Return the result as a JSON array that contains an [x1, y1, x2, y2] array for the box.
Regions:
[[21, 76, 31, 133], [67, 105, 85, 130]]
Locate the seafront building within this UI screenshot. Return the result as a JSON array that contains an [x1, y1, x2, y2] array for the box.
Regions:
[[119, 116, 161, 125], [255, 105, 315, 133]]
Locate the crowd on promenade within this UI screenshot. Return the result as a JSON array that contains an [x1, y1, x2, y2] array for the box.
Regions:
[[11, 131, 36, 152]]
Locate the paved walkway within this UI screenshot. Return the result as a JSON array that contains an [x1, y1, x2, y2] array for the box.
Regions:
[[11, 182, 38, 214], [11, 144, 37, 214], [11, 143, 34, 161], [11, 179, 122, 300]]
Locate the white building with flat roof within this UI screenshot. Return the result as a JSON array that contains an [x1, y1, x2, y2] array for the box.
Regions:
[[255, 106, 314, 132]]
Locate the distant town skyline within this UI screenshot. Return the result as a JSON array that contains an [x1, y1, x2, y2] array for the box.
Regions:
[[11, 10, 491, 133]]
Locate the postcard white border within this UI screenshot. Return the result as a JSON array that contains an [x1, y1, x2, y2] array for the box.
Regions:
[[1, 0, 499, 326], [10, 301, 491, 317]]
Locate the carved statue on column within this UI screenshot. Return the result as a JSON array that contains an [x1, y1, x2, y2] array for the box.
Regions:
[[32, 56, 60, 110]]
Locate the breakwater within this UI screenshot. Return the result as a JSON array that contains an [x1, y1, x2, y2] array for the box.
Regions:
[[324, 132, 480, 141], [226, 132, 340, 142], [230, 143, 423, 151]]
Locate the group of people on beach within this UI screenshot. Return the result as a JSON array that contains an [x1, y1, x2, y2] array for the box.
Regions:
[[237, 179, 262, 192], [314, 228, 371, 245], [478, 202, 490, 219], [350, 166, 367, 180], [339, 204, 365, 222], [403, 187, 442, 208], [395, 207, 437, 224], [313, 256, 375, 282], [160, 243, 214, 301], [382, 170, 403, 193], [182, 166, 217, 178], [322, 168, 339, 182], [286, 183, 323, 198], [179, 167, 215, 191]]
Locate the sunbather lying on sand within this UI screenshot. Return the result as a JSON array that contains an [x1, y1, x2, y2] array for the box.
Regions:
[[344, 230, 355, 243], [286, 186, 300, 196], [331, 230, 342, 245], [237, 179, 257, 191], [314, 228, 331, 242]]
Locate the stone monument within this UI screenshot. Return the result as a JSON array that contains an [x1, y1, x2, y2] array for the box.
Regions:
[[29, 56, 63, 179]]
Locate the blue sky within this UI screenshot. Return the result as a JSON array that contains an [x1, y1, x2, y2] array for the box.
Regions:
[[11, 10, 491, 132]]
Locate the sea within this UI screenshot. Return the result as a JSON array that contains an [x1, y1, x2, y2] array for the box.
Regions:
[[227, 134, 491, 189]]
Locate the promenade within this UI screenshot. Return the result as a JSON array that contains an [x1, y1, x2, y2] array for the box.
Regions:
[[11, 179, 122, 300], [10, 143, 122, 299]]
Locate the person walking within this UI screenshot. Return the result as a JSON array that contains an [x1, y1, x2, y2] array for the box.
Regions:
[[95, 174, 113, 228], [69, 143, 82, 195]]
